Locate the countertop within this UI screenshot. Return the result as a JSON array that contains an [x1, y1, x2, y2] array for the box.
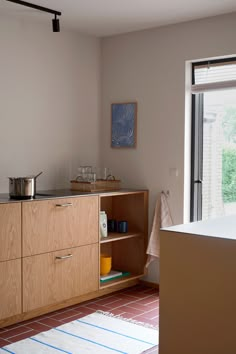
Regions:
[[0, 188, 147, 204], [162, 214, 236, 241]]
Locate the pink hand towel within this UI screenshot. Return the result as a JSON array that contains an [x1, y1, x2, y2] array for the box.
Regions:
[[145, 192, 173, 268]]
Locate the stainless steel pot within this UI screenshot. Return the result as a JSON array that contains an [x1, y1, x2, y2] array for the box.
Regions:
[[9, 172, 43, 199]]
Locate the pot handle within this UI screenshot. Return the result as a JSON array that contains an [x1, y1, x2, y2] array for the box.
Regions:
[[34, 172, 43, 179]]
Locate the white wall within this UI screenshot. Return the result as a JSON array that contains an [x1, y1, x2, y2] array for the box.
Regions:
[[0, 15, 101, 191], [101, 12, 236, 282]]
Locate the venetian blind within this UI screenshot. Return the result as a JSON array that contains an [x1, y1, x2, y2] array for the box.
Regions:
[[192, 59, 236, 93]]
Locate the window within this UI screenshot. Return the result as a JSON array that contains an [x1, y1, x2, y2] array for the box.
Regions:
[[191, 58, 236, 221]]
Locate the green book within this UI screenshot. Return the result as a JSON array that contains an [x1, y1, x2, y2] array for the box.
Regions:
[[100, 271, 131, 283]]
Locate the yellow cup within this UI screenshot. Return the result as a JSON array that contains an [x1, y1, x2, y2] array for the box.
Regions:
[[100, 255, 112, 275]]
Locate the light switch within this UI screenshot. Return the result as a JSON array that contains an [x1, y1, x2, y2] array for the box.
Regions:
[[169, 168, 179, 177]]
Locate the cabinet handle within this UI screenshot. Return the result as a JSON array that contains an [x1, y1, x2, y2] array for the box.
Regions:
[[55, 254, 73, 260], [55, 203, 72, 207]]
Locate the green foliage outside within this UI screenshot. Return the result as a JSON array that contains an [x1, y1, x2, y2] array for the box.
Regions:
[[222, 106, 236, 203], [222, 148, 236, 202], [222, 107, 236, 143]]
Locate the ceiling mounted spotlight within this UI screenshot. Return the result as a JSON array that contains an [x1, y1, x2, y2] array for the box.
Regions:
[[6, 0, 62, 32], [52, 14, 60, 33]]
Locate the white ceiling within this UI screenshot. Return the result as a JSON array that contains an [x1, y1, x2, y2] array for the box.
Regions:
[[1, 0, 236, 37]]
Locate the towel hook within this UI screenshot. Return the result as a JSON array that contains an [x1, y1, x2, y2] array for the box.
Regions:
[[162, 190, 170, 197]]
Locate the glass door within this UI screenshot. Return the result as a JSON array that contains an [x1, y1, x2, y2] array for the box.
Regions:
[[191, 88, 236, 220]]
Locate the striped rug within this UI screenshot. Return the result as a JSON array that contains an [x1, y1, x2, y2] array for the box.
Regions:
[[0, 312, 158, 354]]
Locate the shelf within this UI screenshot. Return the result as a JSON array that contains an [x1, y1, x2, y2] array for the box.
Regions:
[[99, 273, 143, 289], [99, 191, 148, 293], [100, 232, 143, 243]]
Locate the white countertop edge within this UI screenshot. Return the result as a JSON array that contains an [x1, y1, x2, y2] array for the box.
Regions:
[[161, 214, 236, 241]]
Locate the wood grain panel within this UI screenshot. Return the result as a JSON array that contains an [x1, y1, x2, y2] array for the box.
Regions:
[[23, 244, 99, 312], [0, 203, 21, 261], [0, 259, 21, 320], [112, 237, 145, 274], [0, 278, 139, 328], [100, 197, 113, 219], [22, 196, 99, 256], [100, 191, 148, 235], [99, 191, 148, 278], [112, 192, 148, 233]]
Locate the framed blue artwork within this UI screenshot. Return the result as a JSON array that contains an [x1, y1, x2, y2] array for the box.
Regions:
[[111, 102, 137, 148]]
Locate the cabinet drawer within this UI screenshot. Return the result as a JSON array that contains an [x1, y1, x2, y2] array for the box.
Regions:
[[0, 203, 21, 261], [23, 244, 99, 312], [23, 196, 99, 256], [0, 259, 21, 320]]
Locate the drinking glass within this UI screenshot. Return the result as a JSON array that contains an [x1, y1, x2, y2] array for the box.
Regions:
[[76, 166, 92, 181], [87, 173, 96, 182], [95, 167, 112, 180]]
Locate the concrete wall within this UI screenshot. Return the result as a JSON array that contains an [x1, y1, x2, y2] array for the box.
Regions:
[[101, 12, 236, 282], [0, 15, 101, 191]]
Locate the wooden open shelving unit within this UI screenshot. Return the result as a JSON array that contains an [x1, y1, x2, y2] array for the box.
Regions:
[[99, 273, 142, 289], [99, 190, 148, 289], [100, 231, 143, 243]]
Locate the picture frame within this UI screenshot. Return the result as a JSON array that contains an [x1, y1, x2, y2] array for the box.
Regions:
[[111, 102, 137, 148]]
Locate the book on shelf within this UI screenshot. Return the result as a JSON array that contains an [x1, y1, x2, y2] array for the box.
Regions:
[[100, 270, 130, 282]]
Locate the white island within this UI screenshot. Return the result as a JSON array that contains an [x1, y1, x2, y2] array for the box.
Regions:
[[159, 215, 236, 354]]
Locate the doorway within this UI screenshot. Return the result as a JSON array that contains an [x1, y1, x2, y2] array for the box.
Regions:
[[191, 58, 236, 221]]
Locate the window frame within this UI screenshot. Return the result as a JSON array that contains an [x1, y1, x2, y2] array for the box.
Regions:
[[190, 57, 236, 222]]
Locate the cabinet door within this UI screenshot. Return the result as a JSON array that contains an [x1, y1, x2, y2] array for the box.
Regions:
[[0, 203, 21, 262], [0, 259, 21, 320], [23, 244, 99, 312], [23, 196, 99, 256]]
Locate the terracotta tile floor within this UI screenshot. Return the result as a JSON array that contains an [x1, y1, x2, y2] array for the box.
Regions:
[[0, 284, 159, 353]]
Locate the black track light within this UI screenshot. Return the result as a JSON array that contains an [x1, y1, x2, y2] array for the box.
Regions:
[[52, 14, 60, 32], [6, 0, 62, 32]]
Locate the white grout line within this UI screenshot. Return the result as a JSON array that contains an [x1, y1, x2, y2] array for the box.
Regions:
[[6, 328, 34, 339]]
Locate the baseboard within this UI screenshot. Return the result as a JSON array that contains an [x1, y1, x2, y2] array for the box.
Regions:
[[139, 280, 159, 290]]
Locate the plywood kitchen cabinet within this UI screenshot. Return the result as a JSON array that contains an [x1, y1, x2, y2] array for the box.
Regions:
[[99, 191, 148, 288], [0, 203, 21, 322], [22, 196, 99, 256], [23, 244, 99, 312], [0, 190, 148, 328], [22, 195, 99, 313], [0, 203, 21, 262], [0, 259, 21, 321]]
